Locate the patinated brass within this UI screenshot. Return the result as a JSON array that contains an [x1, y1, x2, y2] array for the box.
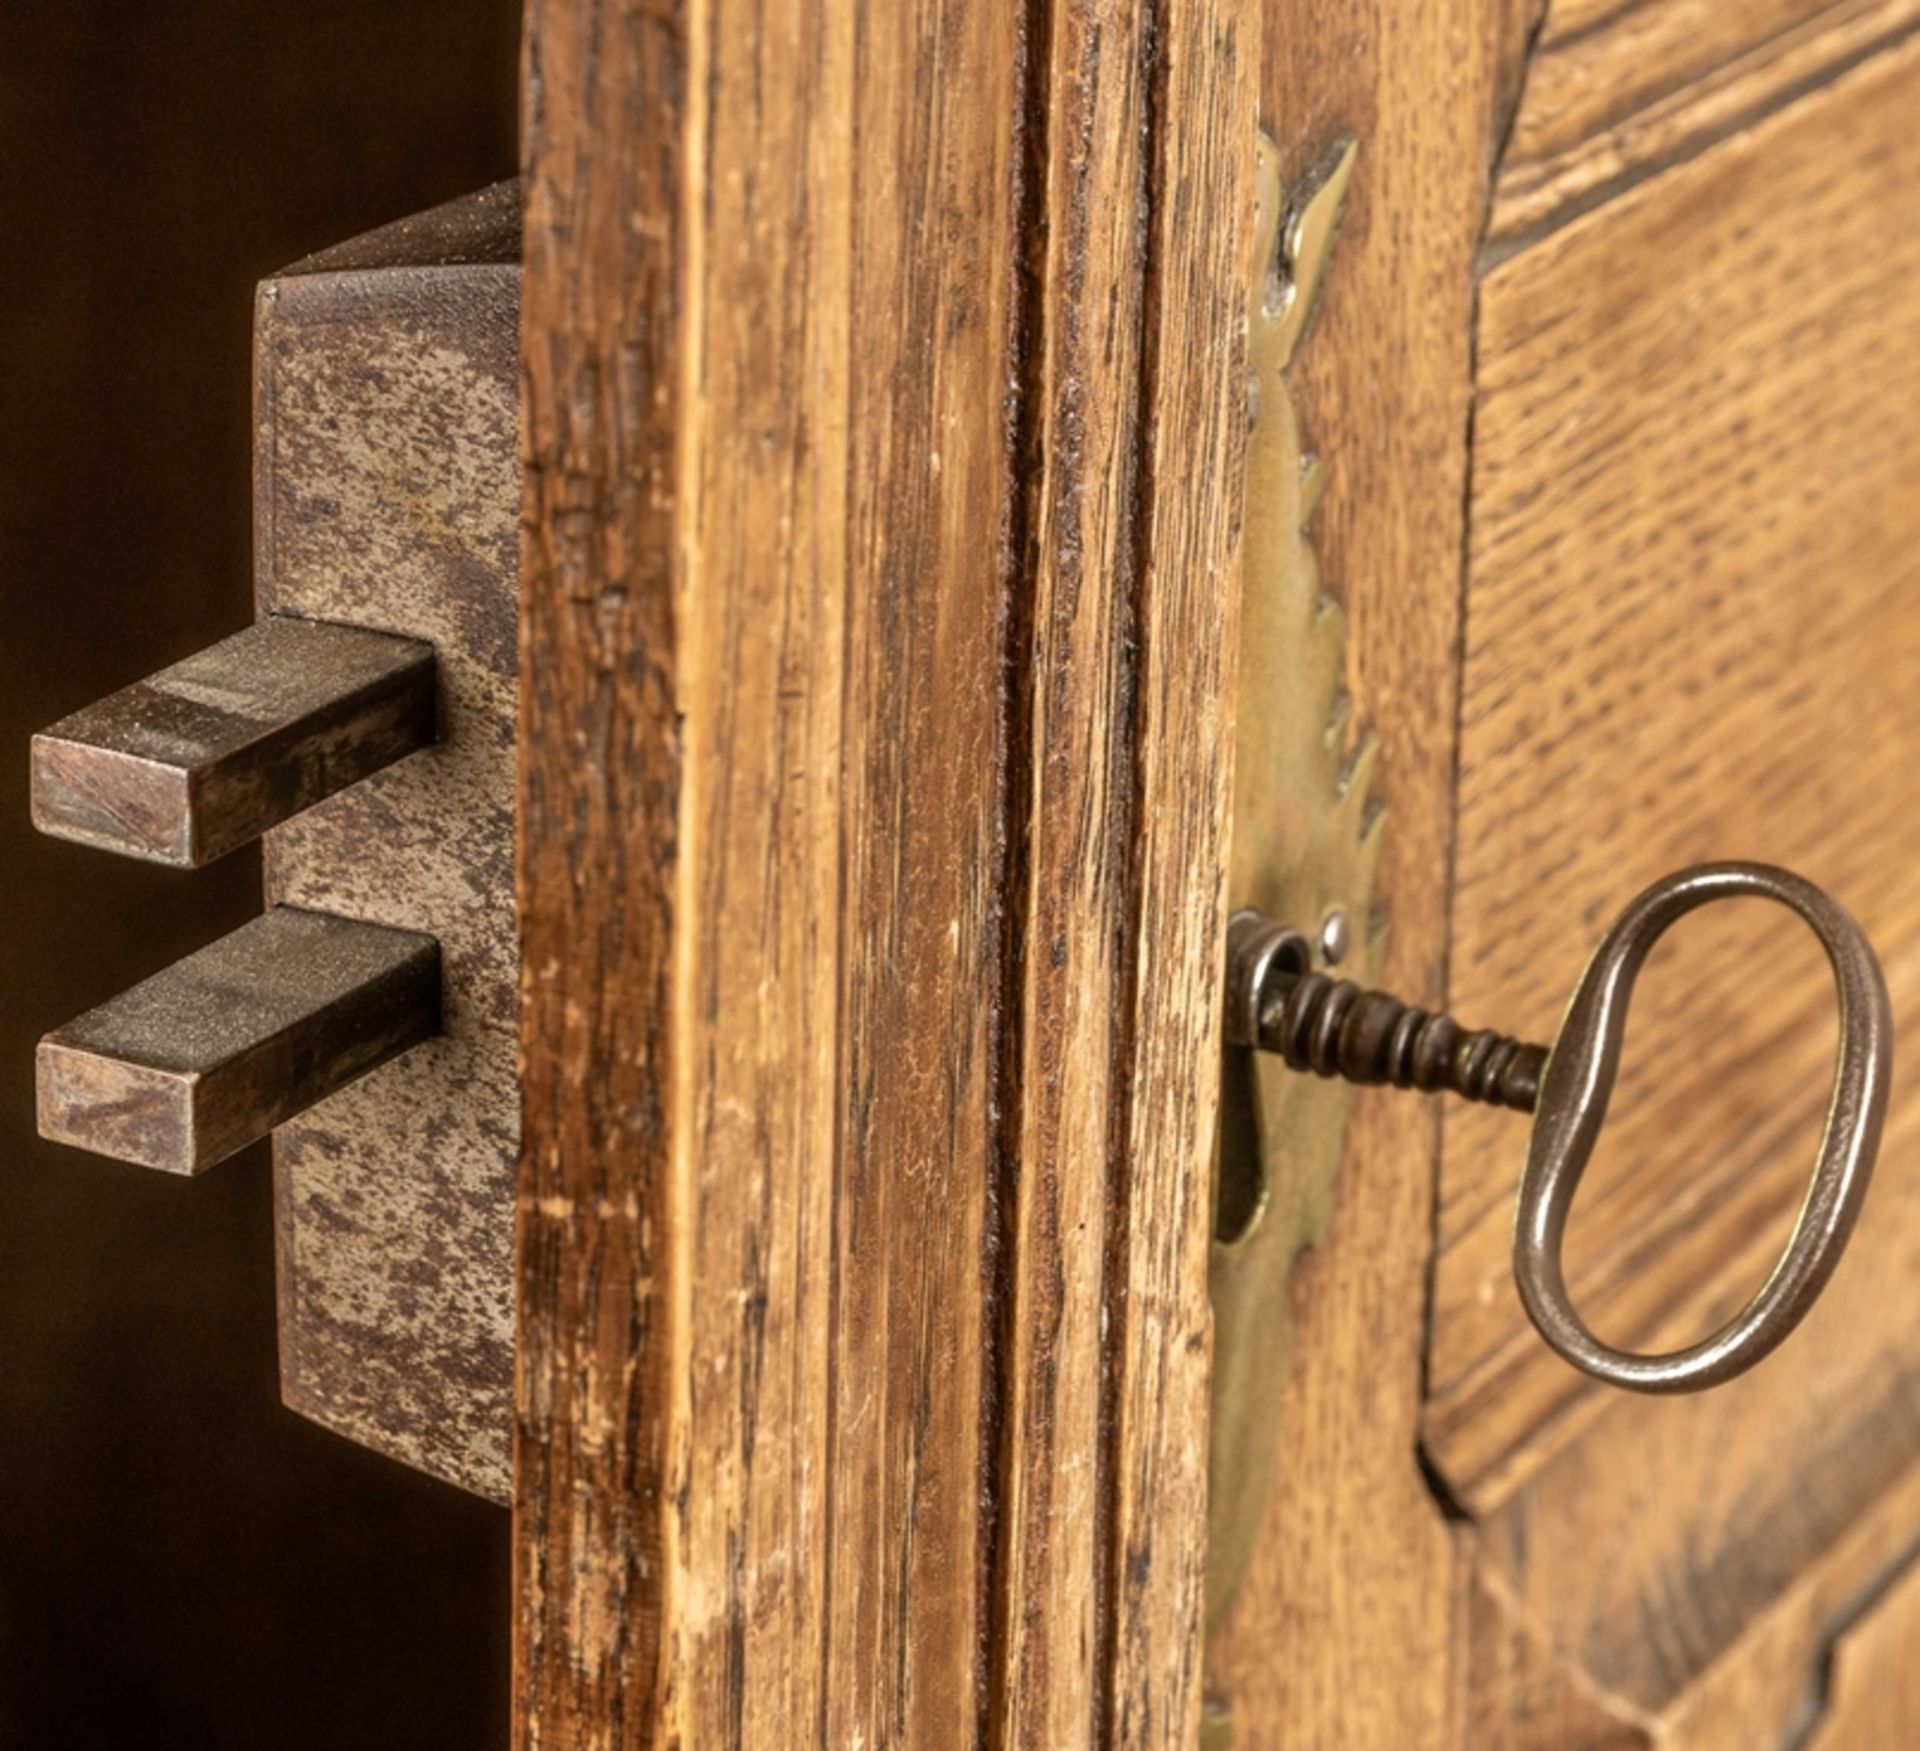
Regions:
[[1206, 133, 1377, 1639]]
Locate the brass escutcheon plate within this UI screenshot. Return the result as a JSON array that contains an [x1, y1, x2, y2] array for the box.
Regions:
[[1206, 133, 1379, 1646]]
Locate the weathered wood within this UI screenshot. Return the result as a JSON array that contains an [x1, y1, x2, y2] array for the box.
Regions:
[[516, 0, 1256, 1740], [1464, 1431, 1920, 1746], [514, 0, 686, 1738], [1487, 0, 1920, 253], [516, 0, 1920, 1744], [1104, 5, 1258, 1742], [1430, 35, 1920, 1511], [1463, 1555, 1652, 1750], [517, 0, 1031, 1728], [515, 0, 1021, 1738], [1222, 8, 1920, 1750], [1425, 22, 1920, 1751], [816, 0, 1020, 1732], [1803, 1546, 1920, 1750], [991, 8, 1152, 1733], [993, 1, 1257, 1745], [667, 0, 846, 1738]]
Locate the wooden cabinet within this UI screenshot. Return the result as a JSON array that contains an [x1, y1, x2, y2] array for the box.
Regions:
[[1426, 27, 1920, 1743], [511, 0, 1920, 1743], [320, 0, 1920, 1745]]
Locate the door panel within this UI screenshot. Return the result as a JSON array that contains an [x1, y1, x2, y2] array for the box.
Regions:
[[1437, 24, 1920, 1746], [1434, 37, 1920, 1507], [1485, 0, 1914, 252], [1806, 1553, 1920, 1751], [1211, 2, 1920, 1748]]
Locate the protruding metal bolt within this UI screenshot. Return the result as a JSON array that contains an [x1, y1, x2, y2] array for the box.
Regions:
[[37, 906, 440, 1174], [31, 615, 436, 868]]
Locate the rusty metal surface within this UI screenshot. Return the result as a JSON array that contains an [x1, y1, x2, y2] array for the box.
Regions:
[[31, 617, 434, 867], [256, 188, 519, 1502], [37, 906, 439, 1175], [282, 177, 522, 277]]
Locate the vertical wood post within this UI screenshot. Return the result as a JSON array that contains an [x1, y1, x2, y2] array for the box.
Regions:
[[515, 0, 1257, 1742]]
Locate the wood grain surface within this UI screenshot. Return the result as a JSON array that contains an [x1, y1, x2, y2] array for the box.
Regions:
[[1202, 0, 1530, 1741], [513, 0, 1920, 1741], [1805, 1550, 1920, 1751], [1487, 0, 1920, 253], [816, 0, 1020, 1736], [994, 1, 1255, 1744], [1103, 8, 1258, 1741], [1426, 17, 1920, 1751], [1205, 3, 1920, 1749], [1431, 33, 1920, 1508], [515, 0, 1254, 1743], [993, 12, 1148, 1738], [515, 0, 1022, 1734], [514, 0, 686, 1740]]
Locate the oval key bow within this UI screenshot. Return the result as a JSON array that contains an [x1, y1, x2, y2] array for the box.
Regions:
[[1223, 861, 1893, 1392]]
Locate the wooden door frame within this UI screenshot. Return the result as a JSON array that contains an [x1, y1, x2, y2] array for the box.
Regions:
[[512, 0, 1257, 1743]]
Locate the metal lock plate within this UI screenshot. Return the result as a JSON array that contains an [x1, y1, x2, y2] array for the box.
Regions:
[[1206, 135, 1376, 1632], [255, 185, 521, 1501]]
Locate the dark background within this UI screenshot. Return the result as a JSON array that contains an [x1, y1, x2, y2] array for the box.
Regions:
[[0, 4, 520, 1745]]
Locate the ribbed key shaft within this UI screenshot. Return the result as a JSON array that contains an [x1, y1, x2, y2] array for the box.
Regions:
[[1251, 968, 1547, 1112]]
